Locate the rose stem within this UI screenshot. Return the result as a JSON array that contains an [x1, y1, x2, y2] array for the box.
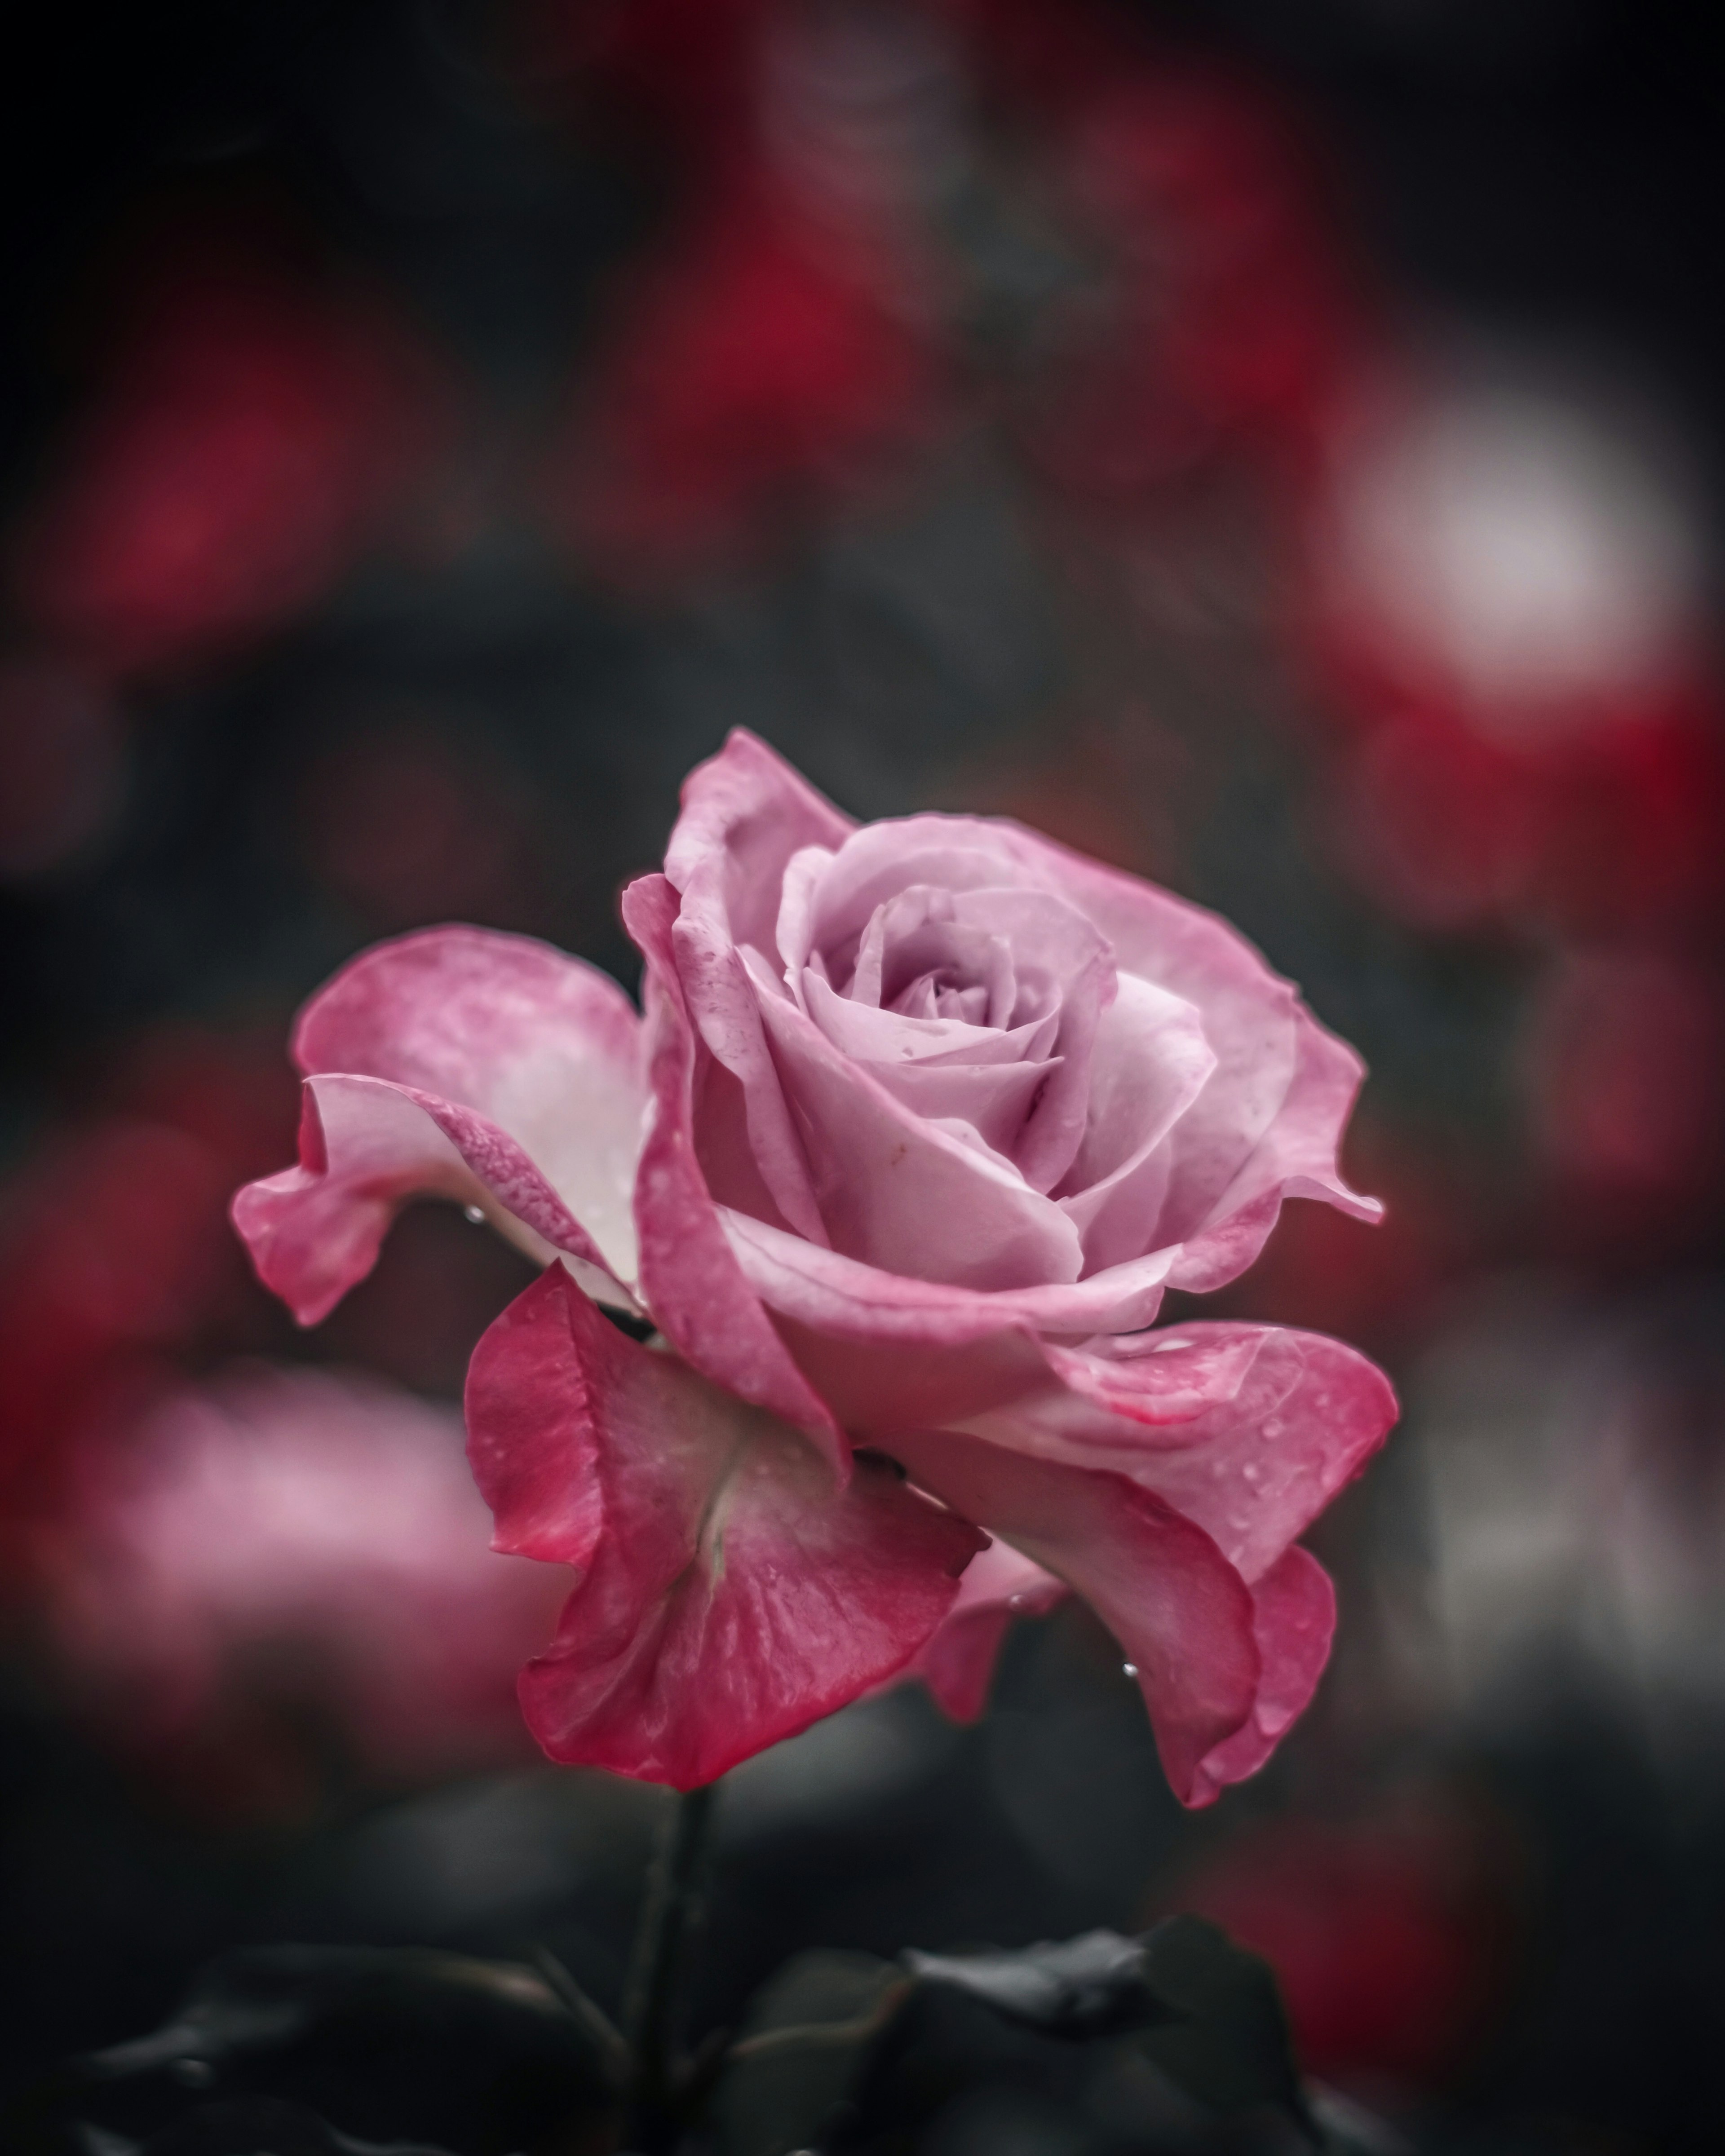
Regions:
[[622, 1780, 717, 2146]]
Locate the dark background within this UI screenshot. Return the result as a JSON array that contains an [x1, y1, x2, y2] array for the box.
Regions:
[[3, 5, 1723, 2151]]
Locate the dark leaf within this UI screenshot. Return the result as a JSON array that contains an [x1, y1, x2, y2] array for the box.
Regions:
[[101, 2093, 456, 2154], [713, 1917, 1342, 2155], [27, 1944, 627, 2156], [710, 1950, 912, 2156], [902, 1930, 1163, 2037], [1136, 1916, 1310, 2127]]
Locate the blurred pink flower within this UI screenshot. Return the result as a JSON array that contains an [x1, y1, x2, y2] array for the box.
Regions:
[[48, 1363, 568, 1778], [0, 1032, 298, 1537], [235, 732, 1395, 1798]]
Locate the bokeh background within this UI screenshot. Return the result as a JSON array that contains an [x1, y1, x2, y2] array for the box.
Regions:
[[3, 3, 1722, 2148]]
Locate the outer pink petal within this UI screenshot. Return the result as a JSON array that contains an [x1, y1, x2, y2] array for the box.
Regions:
[[1186, 1546, 1337, 1805], [293, 925, 645, 1281], [232, 1075, 627, 1327], [465, 1265, 985, 1789], [908, 1538, 1066, 1723], [886, 1429, 1261, 1806], [623, 874, 847, 1465], [1072, 1325, 1396, 1586], [982, 1324, 1396, 1589], [233, 926, 645, 1324]]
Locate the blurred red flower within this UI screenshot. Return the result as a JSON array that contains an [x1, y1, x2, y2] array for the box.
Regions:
[[1170, 1809, 1512, 2093], [12, 240, 451, 679], [1299, 373, 1725, 935]]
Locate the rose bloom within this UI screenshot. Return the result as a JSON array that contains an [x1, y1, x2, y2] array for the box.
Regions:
[[236, 733, 1394, 1798]]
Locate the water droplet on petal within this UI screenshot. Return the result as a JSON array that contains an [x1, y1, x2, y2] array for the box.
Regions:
[[463, 1204, 486, 1224], [1262, 1418, 1283, 1440], [1008, 1594, 1026, 1611], [1122, 1662, 1139, 1679], [1242, 1462, 1261, 1483]]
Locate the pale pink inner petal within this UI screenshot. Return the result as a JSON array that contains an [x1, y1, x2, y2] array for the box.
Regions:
[[809, 820, 1044, 976], [755, 991, 1085, 1292], [1056, 973, 1217, 1272], [802, 968, 1057, 1071], [774, 843, 836, 986], [664, 729, 856, 959]]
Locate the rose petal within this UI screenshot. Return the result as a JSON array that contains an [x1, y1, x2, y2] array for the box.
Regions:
[[805, 966, 1059, 1070], [234, 1074, 629, 1327], [908, 1537, 1066, 1723], [720, 1206, 1176, 1433], [1056, 972, 1217, 1272], [665, 740, 851, 1245], [1003, 1324, 1398, 1586], [807, 815, 1051, 972], [466, 1264, 985, 1789], [1165, 1016, 1384, 1291], [1014, 829, 1382, 1277], [664, 729, 856, 950], [293, 925, 645, 1282], [1036, 1325, 1269, 1428], [1187, 1546, 1336, 1805], [886, 1428, 1261, 1806], [623, 873, 848, 1465], [754, 989, 1086, 1291], [1126, 1328, 1395, 1582]]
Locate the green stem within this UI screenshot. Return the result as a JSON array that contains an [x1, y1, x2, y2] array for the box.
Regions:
[[623, 1782, 717, 2146]]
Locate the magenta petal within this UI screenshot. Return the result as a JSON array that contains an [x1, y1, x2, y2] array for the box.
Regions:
[[1187, 1546, 1336, 1805], [232, 1074, 626, 1327], [910, 1538, 1065, 1723], [887, 1429, 1260, 1806], [466, 1265, 985, 1789], [623, 874, 847, 1465]]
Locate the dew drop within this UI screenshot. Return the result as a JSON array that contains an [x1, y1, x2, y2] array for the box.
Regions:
[[1008, 1594, 1026, 1611], [1122, 1662, 1139, 1679], [463, 1204, 486, 1224], [1262, 1418, 1283, 1440], [1242, 1462, 1261, 1484]]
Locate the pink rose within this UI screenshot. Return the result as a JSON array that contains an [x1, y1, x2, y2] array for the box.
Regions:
[[235, 731, 1394, 1799]]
